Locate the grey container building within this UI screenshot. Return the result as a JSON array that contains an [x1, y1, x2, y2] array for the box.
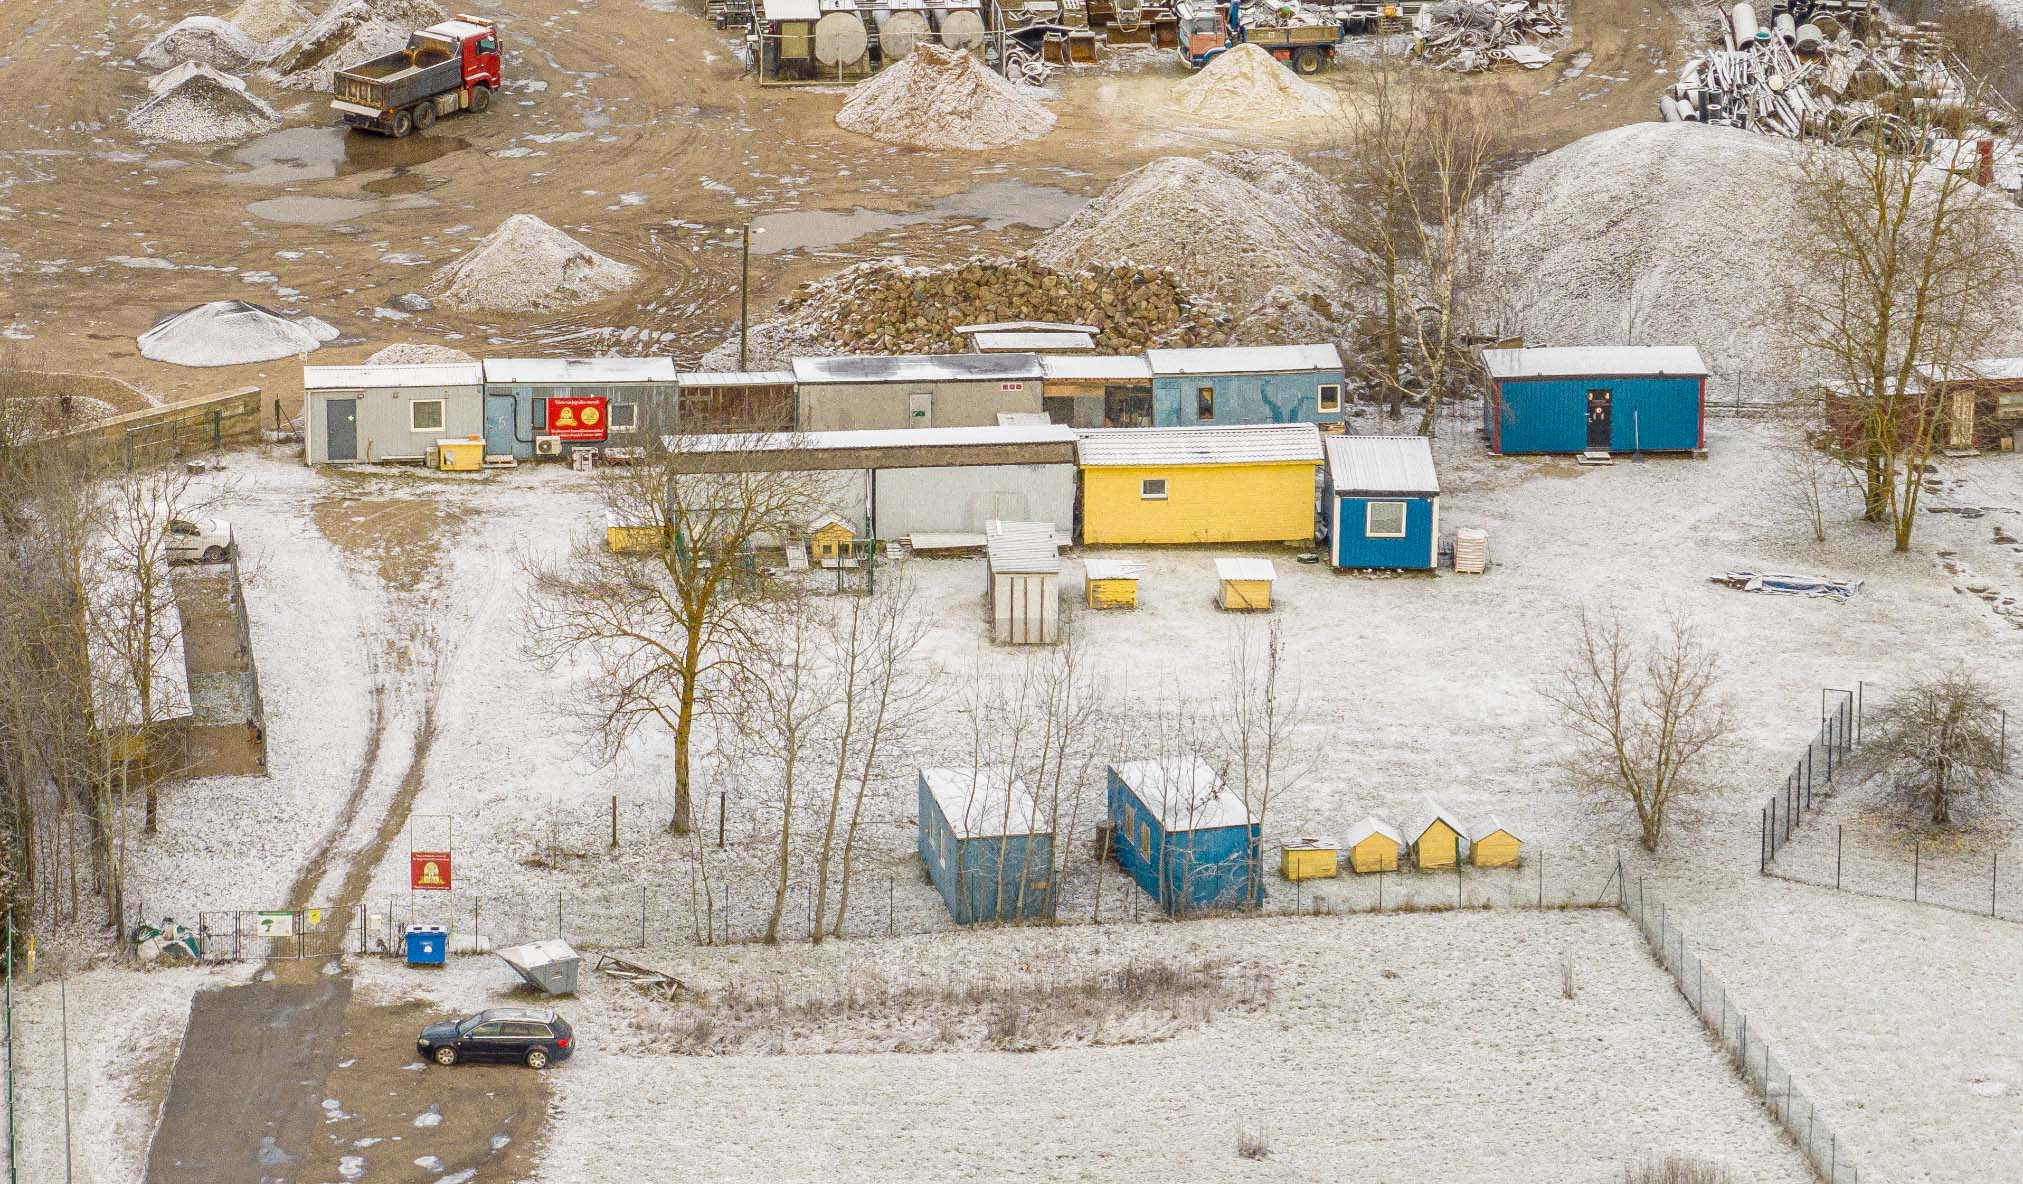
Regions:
[[481, 357, 679, 460], [792, 353, 1045, 431], [302, 362, 486, 464]]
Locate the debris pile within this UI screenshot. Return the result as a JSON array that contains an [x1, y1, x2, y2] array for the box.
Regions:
[[138, 16, 262, 71], [365, 342, 476, 364], [264, 0, 445, 90], [1169, 43, 1337, 121], [230, 0, 315, 42], [429, 214, 641, 313], [835, 44, 1055, 151], [1420, 0, 1566, 71], [128, 63, 281, 144], [138, 300, 339, 367]]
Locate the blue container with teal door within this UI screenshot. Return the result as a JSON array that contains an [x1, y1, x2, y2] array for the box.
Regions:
[[1480, 346, 1709, 455]]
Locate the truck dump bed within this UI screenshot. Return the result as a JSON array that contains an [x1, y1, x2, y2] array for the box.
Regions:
[[332, 36, 461, 110]]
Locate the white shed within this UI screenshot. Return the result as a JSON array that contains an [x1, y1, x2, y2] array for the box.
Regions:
[[985, 520, 1061, 644]]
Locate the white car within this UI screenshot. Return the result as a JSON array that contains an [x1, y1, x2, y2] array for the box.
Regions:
[[167, 517, 234, 565]]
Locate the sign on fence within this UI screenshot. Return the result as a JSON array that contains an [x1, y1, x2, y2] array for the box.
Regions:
[[411, 851, 453, 891], [255, 911, 295, 938]]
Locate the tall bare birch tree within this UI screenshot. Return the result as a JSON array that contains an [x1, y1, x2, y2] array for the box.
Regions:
[[1220, 621, 1310, 907]]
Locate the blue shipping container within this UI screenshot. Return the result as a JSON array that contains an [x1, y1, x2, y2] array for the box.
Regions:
[[917, 773, 1055, 924], [1332, 494, 1437, 570], [1107, 763, 1259, 914], [1486, 375, 1704, 454]]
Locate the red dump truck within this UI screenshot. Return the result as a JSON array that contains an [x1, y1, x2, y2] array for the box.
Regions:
[[330, 16, 503, 137]]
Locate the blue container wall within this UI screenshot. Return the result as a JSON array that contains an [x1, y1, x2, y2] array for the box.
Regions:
[[482, 384, 676, 460], [1333, 495, 1436, 570], [918, 779, 1055, 924], [1490, 376, 1703, 454], [1108, 771, 1259, 914], [1152, 369, 1348, 427]]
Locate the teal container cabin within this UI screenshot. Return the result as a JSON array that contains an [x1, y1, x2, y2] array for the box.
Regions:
[[1480, 346, 1709, 455], [1108, 758, 1259, 914], [1145, 345, 1346, 428], [1324, 434, 1439, 571], [917, 768, 1055, 924], [480, 357, 677, 460]]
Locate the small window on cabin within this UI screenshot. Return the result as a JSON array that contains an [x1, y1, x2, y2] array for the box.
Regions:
[[1366, 501, 1408, 539], [411, 399, 445, 433], [478, 36, 497, 54], [1318, 383, 1342, 413], [1140, 478, 1168, 501], [608, 402, 638, 432], [1196, 386, 1214, 421]]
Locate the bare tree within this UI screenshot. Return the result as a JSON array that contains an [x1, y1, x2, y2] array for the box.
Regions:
[[1772, 423, 1843, 545], [726, 596, 825, 944], [1858, 668, 2008, 826], [1219, 620, 1310, 907], [1541, 607, 1732, 852]]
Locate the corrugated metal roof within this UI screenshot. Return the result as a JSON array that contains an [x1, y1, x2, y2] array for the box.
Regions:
[[1481, 346, 1710, 381], [922, 767, 1043, 838], [1075, 423, 1323, 468], [483, 357, 677, 384], [676, 370, 794, 388], [681, 424, 1077, 453], [955, 320, 1100, 334], [973, 332, 1095, 353], [792, 353, 1043, 385], [1082, 559, 1145, 581], [303, 362, 483, 390], [1325, 434, 1440, 495], [1111, 757, 1251, 831], [985, 519, 1061, 574], [1346, 816, 1403, 847], [1215, 558, 1276, 583], [1468, 815, 1522, 844], [1144, 344, 1344, 376], [1039, 355, 1154, 382]]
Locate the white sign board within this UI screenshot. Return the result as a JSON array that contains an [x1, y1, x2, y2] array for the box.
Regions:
[[255, 910, 295, 938]]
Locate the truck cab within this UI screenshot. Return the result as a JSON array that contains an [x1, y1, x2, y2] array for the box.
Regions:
[[1176, 0, 1232, 69]]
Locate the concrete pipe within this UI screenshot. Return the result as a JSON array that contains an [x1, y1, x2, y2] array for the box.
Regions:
[[1731, 2, 1758, 47], [1660, 94, 1683, 123], [873, 1, 933, 63], [814, 0, 869, 68], [1794, 22, 1821, 53], [930, 3, 986, 50], [1774, 12, 1795, 46]]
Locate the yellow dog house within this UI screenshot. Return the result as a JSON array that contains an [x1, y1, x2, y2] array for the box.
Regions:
[[1345, 816, 1403, 874], [1410, 800, 1471, 871], [1076, 424, 1323, 545], [1469, 817, 1523, 868]]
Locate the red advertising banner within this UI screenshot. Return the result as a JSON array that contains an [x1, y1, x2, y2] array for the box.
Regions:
[[410, 851, 453, 891], [546, 396, 608, 442]]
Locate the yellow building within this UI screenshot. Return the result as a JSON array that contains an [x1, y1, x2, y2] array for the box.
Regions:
[[808, 513, 857, 564], [1410, 801, 1470, 871], [1469, 818, 1523, 868], [1279, 838, 1338, 881], [1076, 424, 1324, 545], [1345, 816, 1402, 874], [1083, 558, 1144, 609], [1215, 558, 1275, 611]]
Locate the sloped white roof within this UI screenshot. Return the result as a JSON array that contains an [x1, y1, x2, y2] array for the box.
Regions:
[[921, 767, 1044, 838], [303, 362, 483, 390], [1926, 357, 2023, 384], [956, 320, 1100, 334], [1468, 816, 1523, 844], [1411, 798, 1472, 843], [1076, 423, 1323, 468], [1326, 434, 1440, 496], [1145, 344, 1343, 376], [1111, 757, 1251, 831], [1039, 355, 1154, 382], [1346, 816, 1403, 847], [483, 357, 677, 384], [1083, 559, 1145, 581], [1480, 346, 1710, 381], [985, 520, 1061, 574], [1216, 558, 1275, 583], [973, 331, 1095, 353]]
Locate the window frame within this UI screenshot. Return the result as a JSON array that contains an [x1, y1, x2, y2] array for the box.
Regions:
[[410, 398, 446, 433], [1139, 478, 1168, 501], [1365, 500, 1409, 539], [1196, 385, 1214, 421], [1317, 383, 1342, 413], [607, 401, 639, 432]]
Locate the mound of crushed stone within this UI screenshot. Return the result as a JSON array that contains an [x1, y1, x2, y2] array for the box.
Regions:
[[429, 214, 640, 313], [139, 16, 261, 71], [138, 300, 339, 367], [836, 44, 1054, 151], [1169, 43, 1336, 122], [230, 0, 314, 42], [264, 0, 445, 90], [365, 342, 475, 364], [129, 63, 280, 144]]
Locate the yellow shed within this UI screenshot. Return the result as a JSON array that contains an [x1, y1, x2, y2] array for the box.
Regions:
[[808, 513, 857, 564], [1216, 558, 1275, 611], [1279, 838, 1339, 881], [605, 512, 665, 554], [1076, 424, 1324, 545], [1345, 816, 1403, 874], [1083, 558, 1144, 609], [1410, 800, 1471, 871], [1469, 817, 1523, 868]]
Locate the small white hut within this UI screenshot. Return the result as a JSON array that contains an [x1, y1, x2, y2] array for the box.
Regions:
[[985, 520, 1060, 644]]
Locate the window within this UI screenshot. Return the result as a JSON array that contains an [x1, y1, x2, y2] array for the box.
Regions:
[[1366, 501, 1408, 539], [1139, 478, 1168, 500], [608, 402, 638, 432], [478, 36, 498, 54], [1196, 385, 1214, 421], [411, 399, 445, 433], [468, 1021, 504, 1038], [1318, 383, 1342, 413]]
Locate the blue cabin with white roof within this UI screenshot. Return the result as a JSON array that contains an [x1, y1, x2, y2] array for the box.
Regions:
[[1107, 757, 1260, 914], [1325, 434, 1439, 571], [918, 768, 1055, 923], [1480, 346, 1708, 455], [1146, 345, 1346, 428]]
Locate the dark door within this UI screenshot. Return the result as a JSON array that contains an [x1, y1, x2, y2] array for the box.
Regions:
[[1585, 389, 1612, 450], [325, 397, 357, 461]]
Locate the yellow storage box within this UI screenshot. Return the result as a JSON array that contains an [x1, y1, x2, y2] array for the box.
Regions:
[[1279, 838, 1338, 882], [1216, 558, 1275, 611], [1084, 558, 1143, 609], [437, 437, 485, 472]]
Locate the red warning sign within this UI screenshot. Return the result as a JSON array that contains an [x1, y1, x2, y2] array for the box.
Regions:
[[410, 851, 453, 891], [546, 396, 608, 442]]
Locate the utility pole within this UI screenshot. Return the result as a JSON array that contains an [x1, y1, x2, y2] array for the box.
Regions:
[[738, 221, 753, 372]]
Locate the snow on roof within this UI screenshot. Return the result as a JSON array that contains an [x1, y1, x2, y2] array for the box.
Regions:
[[997, 412, 1052, 426], [956, 320, 1100, 334], [429, 19, 495, 38], [1927, 357, 2023, 384], [973, 331, 1095, 353], [807, 511, 855, 535], [1145, 344, 1344, 376], [1216, 558, 1275, 583], [1412, 798, 1472, 842], [1346, 816, 1403, 847], [1325, 434, 1440, 496], [1039, 355, 1155, 382], [676, 370, 795, 388], [985, 520, 1061, 574], [303, 362, 483, 390], [792, 353, 1043, 385], [761, 0, 820, 19], [482, 357, 677, 384], [1111, 757, 1251, 831], [1481, 346, 1710, 381], [681, 424, 1077, 453], [1083, 558, 1145, 581], [1075, 423, 1323, 468], [921, 767, 1044, 838], [1469, 816, 1522, 844]]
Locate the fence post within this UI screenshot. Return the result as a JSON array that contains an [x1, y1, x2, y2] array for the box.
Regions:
[[641, 886, 648, 947], [1914, 842, 1921, 902], [1537, 852, 1543, 908], [1761, 806, 1767, 873], [1836, 826, 1842, 890], [1994, 853, 2000, 918]]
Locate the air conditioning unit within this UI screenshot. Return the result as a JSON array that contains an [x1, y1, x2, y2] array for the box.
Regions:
[[534, 435, 563, 457]]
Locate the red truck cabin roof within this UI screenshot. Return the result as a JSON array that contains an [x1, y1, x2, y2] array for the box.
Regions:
[[427, 18, 496, 38]]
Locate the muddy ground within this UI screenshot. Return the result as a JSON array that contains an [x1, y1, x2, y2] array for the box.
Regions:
[[0, 0, 1687, 421]]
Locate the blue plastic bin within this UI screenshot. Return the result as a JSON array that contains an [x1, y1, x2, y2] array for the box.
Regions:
[[404, 924, 447, 966]]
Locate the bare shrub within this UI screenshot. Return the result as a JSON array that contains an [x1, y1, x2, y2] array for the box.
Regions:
[[1619, 1155, 1732, 1184], [1558, 949, 1576, 1000], [1858, 667, 2010, 827], [1236, 1129, 1271, 1161]]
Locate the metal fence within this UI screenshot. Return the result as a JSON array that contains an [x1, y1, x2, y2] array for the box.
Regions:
[[1760, 687, 1857, 872]]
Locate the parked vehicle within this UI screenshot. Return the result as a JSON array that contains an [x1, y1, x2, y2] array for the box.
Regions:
[[1176, 0, 1429, 72], [330, 16, 502, 137], [417, 1007, 574, 1069], [167, 517, 234, 565]]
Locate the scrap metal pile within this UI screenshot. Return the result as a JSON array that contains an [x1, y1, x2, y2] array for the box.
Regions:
[[1237, 0, 1336, 29], [1420, 0, 1566, 72]]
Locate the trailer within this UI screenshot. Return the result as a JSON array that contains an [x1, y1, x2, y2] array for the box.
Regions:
[[330, 15, 502, 137], [1177, 0, 1345, 73]]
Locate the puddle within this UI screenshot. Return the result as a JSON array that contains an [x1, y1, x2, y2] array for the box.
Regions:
[[930, 179, 1085, 229], [223, 127, 469, 186], [361, 169, 448, 196], [246, 194, 436, 226], [749, 207, 925, 254], [748, 179, 1083, 256]]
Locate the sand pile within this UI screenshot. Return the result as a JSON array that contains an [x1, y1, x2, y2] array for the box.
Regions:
[[429, 215, 640, 313], [1169, 44, 1336, 122], [230, 0, 314, 42], [1033, 151, 1351, 310], [836, 44, 1055, 151], [1480, 122, 2023, 392], [128, 63, 280, 144], [138, 300, 339, 367], [366, 342, 475, 364], [265, 0, 445, 90], [138, 16, 261, 71]]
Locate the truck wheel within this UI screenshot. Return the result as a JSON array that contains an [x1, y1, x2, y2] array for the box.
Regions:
[[413, 102, 437, 132], [389, 108, 413, 138], [1293, 46, 1323, 75], [469, 84, 492, 113]]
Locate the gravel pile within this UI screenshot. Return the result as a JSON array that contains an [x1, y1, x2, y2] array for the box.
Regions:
[[128, 63, 280, 144], [429, 215, 640, 313], [230, 0, 314, 42], [835, 44, 1055, 151], [1169, 43, 1337, 122], [138, 16, 261, 71], [138, 300, 339, 367], [365, 342, 476, 364], [265, 0, 445, 91]]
